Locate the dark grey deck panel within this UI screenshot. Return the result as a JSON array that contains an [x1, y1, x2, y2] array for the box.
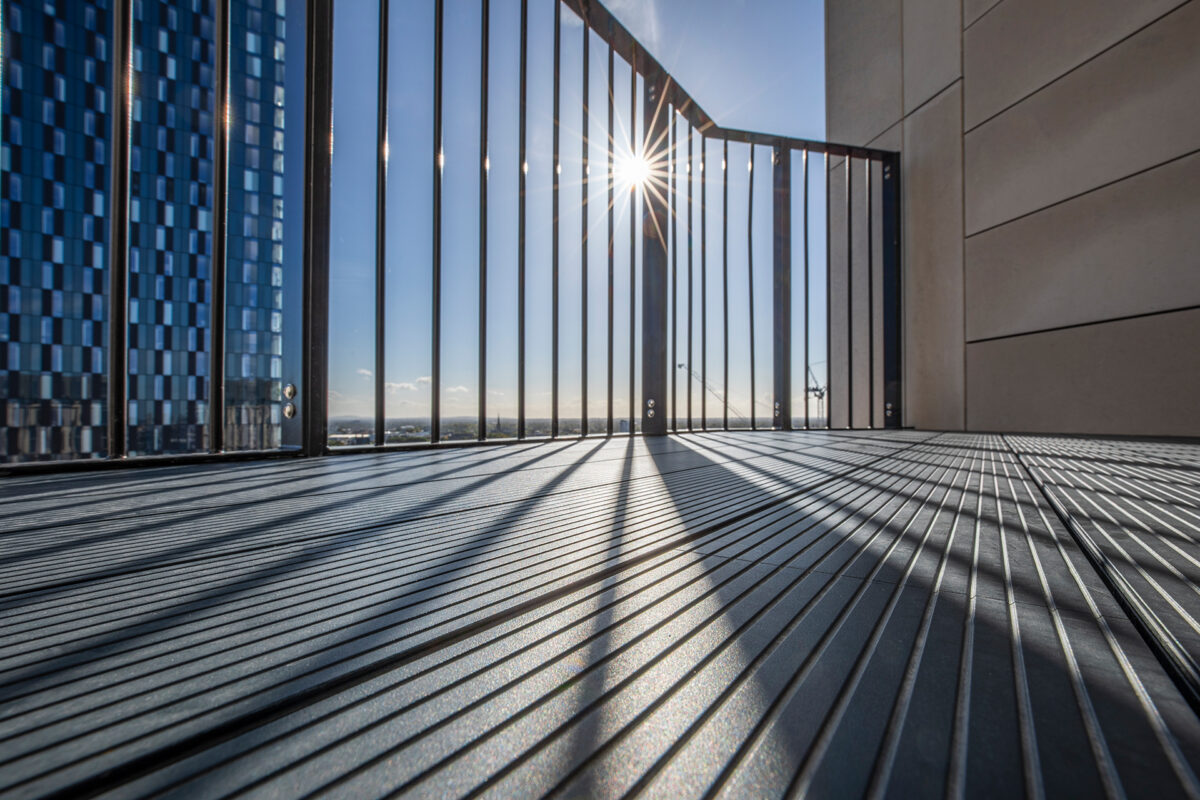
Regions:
[[1, 431, 1199, 799], [1008, 433, 1200, 712]]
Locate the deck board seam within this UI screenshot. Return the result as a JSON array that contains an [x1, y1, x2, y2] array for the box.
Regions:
[[1003, 434, 1200, 720]]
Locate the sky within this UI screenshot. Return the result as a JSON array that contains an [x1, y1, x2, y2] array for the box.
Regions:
[[603, 0, 826, 140], [326, 0, 828, 428]]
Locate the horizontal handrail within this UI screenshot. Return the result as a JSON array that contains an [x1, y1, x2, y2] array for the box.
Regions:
[[562, 0, 895, 160]]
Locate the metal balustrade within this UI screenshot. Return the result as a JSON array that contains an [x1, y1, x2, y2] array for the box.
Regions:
[[0, 0, 900, 470], [314, 0, 903, 452]]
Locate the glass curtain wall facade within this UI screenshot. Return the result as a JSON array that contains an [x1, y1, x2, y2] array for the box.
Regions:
[[126, 0, 216, 454], [225, 0, 290, 451], [1, 0, 301, 463], [1, 0, 112, 459]]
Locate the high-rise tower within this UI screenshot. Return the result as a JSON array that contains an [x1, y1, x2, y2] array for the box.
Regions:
[[1, 0, 113, 460], [1, 0, 290, 462]]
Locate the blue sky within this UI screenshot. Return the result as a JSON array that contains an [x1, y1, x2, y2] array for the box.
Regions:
[[605, 0, 826, 140], [326, 0, 827, 426]]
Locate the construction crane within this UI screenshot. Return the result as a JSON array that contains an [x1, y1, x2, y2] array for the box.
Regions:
[[673, 363, 826, 425], [807, 365, 827, 421], [676, 363, 750, 425]]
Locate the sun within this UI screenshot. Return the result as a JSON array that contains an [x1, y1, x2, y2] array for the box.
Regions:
[[617, 153, 653, 190]]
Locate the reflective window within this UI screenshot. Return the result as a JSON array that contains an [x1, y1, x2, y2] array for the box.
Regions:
[[125, 0, 216, 455], [1, 0, 112, 461], [224, 0, 302, 451], [1, 0, 306, 462]]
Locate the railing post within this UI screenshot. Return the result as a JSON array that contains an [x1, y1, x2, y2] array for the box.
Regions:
[[106, 0, 132, 459], [641, 69, 670, 435], [881, 153, 902, 428], [211, 0, 230, 453], [302, 0, 334, 456], [772, 146, 791, 430], [374, 0, 390, 447]]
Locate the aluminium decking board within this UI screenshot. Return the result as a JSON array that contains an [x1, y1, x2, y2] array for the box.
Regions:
[[0, 446, 897, 708], [1, 431, 1199, 799], [0, 441, 897, 670], [1007, 434, 1200, 707], [102, 453, 946, 800], [0, 437, 900, 630], [0, 435, 924, 796], [0, 433, 901, 589], [98, 440, 959, 800]]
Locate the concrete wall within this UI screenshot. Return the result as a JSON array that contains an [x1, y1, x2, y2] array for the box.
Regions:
[[826, 0, 1200, 436]]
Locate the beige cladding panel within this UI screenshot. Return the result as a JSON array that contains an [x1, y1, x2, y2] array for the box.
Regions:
[[903, 0, 962, 115], [903, 83, 965, 431], [825, 0, 903, 145], [967, 309, 1200, 436], [870, 159, 886, 429], [966, 152, 1200, 342], [964, 0, 1200, 235], [847, 156, 874, 430], [828, 160, 851, 429], [826, 0, 1198, 437], [964, 0, 1186, 129], [867, 121, 902, 153], [963, 0, 1003, 28]]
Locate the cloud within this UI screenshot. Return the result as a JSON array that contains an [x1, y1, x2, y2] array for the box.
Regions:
[[356, 368, 373, 378], [385, 382, 418, 393], [447, 385, 469, 394], [417, 376, 432, 385], [487, 389, 505, 397]]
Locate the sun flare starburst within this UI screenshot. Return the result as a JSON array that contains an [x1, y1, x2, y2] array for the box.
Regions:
[[617, 153, 653, 190]]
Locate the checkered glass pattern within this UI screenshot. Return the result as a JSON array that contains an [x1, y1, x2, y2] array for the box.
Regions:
[[0, 0, 112, 462], [125, 0, 215, 455], [224, 0, 287, 451]]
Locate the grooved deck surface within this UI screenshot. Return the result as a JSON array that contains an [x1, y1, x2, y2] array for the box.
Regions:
[[3, 430, 1200, 799], [1008, 434, 1200, 707]]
